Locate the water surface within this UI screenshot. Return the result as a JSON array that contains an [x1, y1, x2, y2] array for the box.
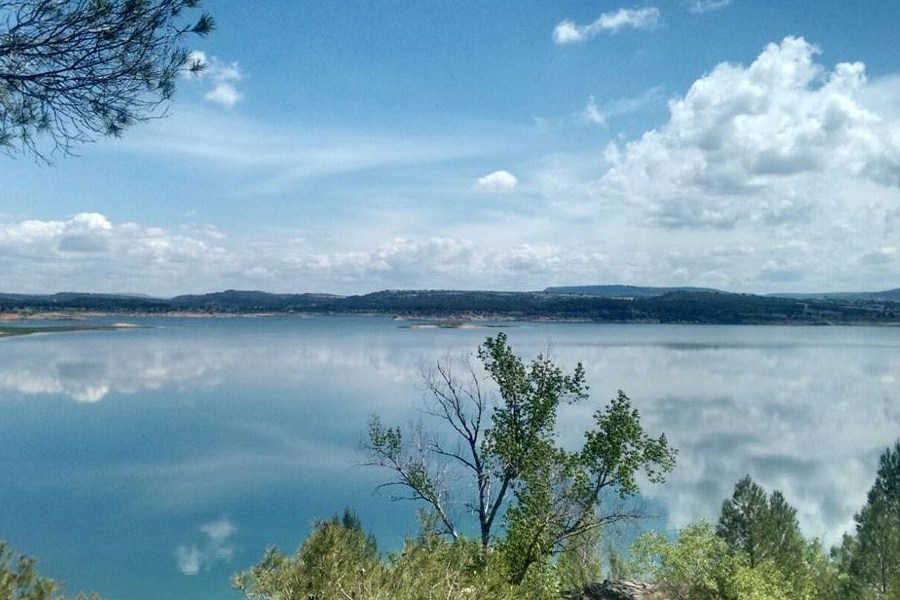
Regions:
[[1, 316, 898, 600]]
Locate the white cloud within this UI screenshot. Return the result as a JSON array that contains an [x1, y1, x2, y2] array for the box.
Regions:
[[59, 212, 113, 252], [475, 169, 519, 193], [583, 96, 606, 126], [551, 20, 584, 45], [205, 81, 242, 108], [9, 35, 900, 302], [187, 52, 244, 107], [176, 518, 236, 576], [684, 0, 733, 13], [553, 7, 661, 44], [598, 36, 900, 228], [0, 213, 231, 295]]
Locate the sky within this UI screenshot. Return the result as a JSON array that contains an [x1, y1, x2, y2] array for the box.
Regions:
[[4, 0, 900, 296]]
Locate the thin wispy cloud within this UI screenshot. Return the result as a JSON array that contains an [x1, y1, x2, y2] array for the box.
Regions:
[[582, 96, 606, 126], [553, 7, 661, 44], [113, 107, 508, 195], [684, 0, 734, 14]]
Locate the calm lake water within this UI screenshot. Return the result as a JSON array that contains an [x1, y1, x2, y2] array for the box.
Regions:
[[2, 316, 899, 600]]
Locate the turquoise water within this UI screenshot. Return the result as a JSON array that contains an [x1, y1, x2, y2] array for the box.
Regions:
[[2, 316, 899, 600]]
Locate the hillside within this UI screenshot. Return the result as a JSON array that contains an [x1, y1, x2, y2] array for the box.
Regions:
[[543, 285, 724, 297], [2, 288, 900, 325]]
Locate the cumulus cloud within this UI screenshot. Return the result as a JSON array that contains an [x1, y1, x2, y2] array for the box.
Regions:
[[683, 0, 733, 13], [0, 213, 231, 295], [475, 170, 519, 193], [598, 36, 900, 229], [176, 519, 236, 576], [58, 212, 113, 252], [186, 51, 244, 107], [205, 62, 243, 107], [553, 7, 661, 44]]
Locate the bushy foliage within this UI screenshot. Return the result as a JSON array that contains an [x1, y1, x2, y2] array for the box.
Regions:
[[232, 510, 379, 600], [631, 521, 804, 600], [232, 512, 564, 600]]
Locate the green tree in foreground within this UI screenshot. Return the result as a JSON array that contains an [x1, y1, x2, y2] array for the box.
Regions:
[[365, 333, 676, 583], [849, 441, 900, 597], [716, 475, 807, 591], [0, 542, 99, 600], [0, 0, 213, 160]]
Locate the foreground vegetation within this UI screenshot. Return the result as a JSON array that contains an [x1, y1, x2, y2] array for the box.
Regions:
[[233, 336, 900, 600], [231, 444, 900, 600]]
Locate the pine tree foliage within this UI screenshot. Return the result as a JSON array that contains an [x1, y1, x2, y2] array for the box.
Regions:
[[0, 542, 100, 600], [850, 441, 900, 597], [0, 0, 213, 160]]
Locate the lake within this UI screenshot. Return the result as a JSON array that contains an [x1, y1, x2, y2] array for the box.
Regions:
[[2, 316, 899, 600]]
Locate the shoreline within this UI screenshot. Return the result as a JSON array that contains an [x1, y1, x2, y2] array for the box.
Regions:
[[1, 309, 899, 329]]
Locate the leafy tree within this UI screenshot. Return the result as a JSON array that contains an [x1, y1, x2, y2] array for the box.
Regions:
[[828, 533, 866, 598], [0, 541, 100, 600], [0, 0, 213, 160], [365, 333, 676, 584], [716, 476, 805, 572], [850, 441, 900, 597]]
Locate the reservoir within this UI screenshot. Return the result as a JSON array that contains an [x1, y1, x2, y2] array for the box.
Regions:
[[2, 316, 898, 600]]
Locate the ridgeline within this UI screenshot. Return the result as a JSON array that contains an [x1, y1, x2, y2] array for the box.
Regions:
[[2, 286, 900, 325]]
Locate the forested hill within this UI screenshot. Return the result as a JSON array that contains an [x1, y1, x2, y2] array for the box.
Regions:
[[543, 285, 725, 297], [2, 288, 900, 325]]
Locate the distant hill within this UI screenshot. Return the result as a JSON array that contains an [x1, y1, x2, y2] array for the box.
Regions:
[[544, 285, 724, 298], [769, 288, 900, 301], [1, 288, 899, 325], [0, 292, 169, 311], [169, 290, 340, 311]]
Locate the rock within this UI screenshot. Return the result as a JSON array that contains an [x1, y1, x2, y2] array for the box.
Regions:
[[569, 579, 666, 600]]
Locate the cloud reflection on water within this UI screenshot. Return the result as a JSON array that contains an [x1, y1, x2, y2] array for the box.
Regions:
[[2, 319, 899, 550]]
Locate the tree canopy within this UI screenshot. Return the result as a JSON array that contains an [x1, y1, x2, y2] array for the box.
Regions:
[[850, 441, 900, 597], [365, 332, 676, 583], [0, 0, 212, 160]]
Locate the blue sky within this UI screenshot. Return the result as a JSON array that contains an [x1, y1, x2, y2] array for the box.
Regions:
[[4, 0, 900, 295]]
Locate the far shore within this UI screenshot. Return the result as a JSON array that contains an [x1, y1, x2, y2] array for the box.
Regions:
[[1, 309, 900, 328]]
